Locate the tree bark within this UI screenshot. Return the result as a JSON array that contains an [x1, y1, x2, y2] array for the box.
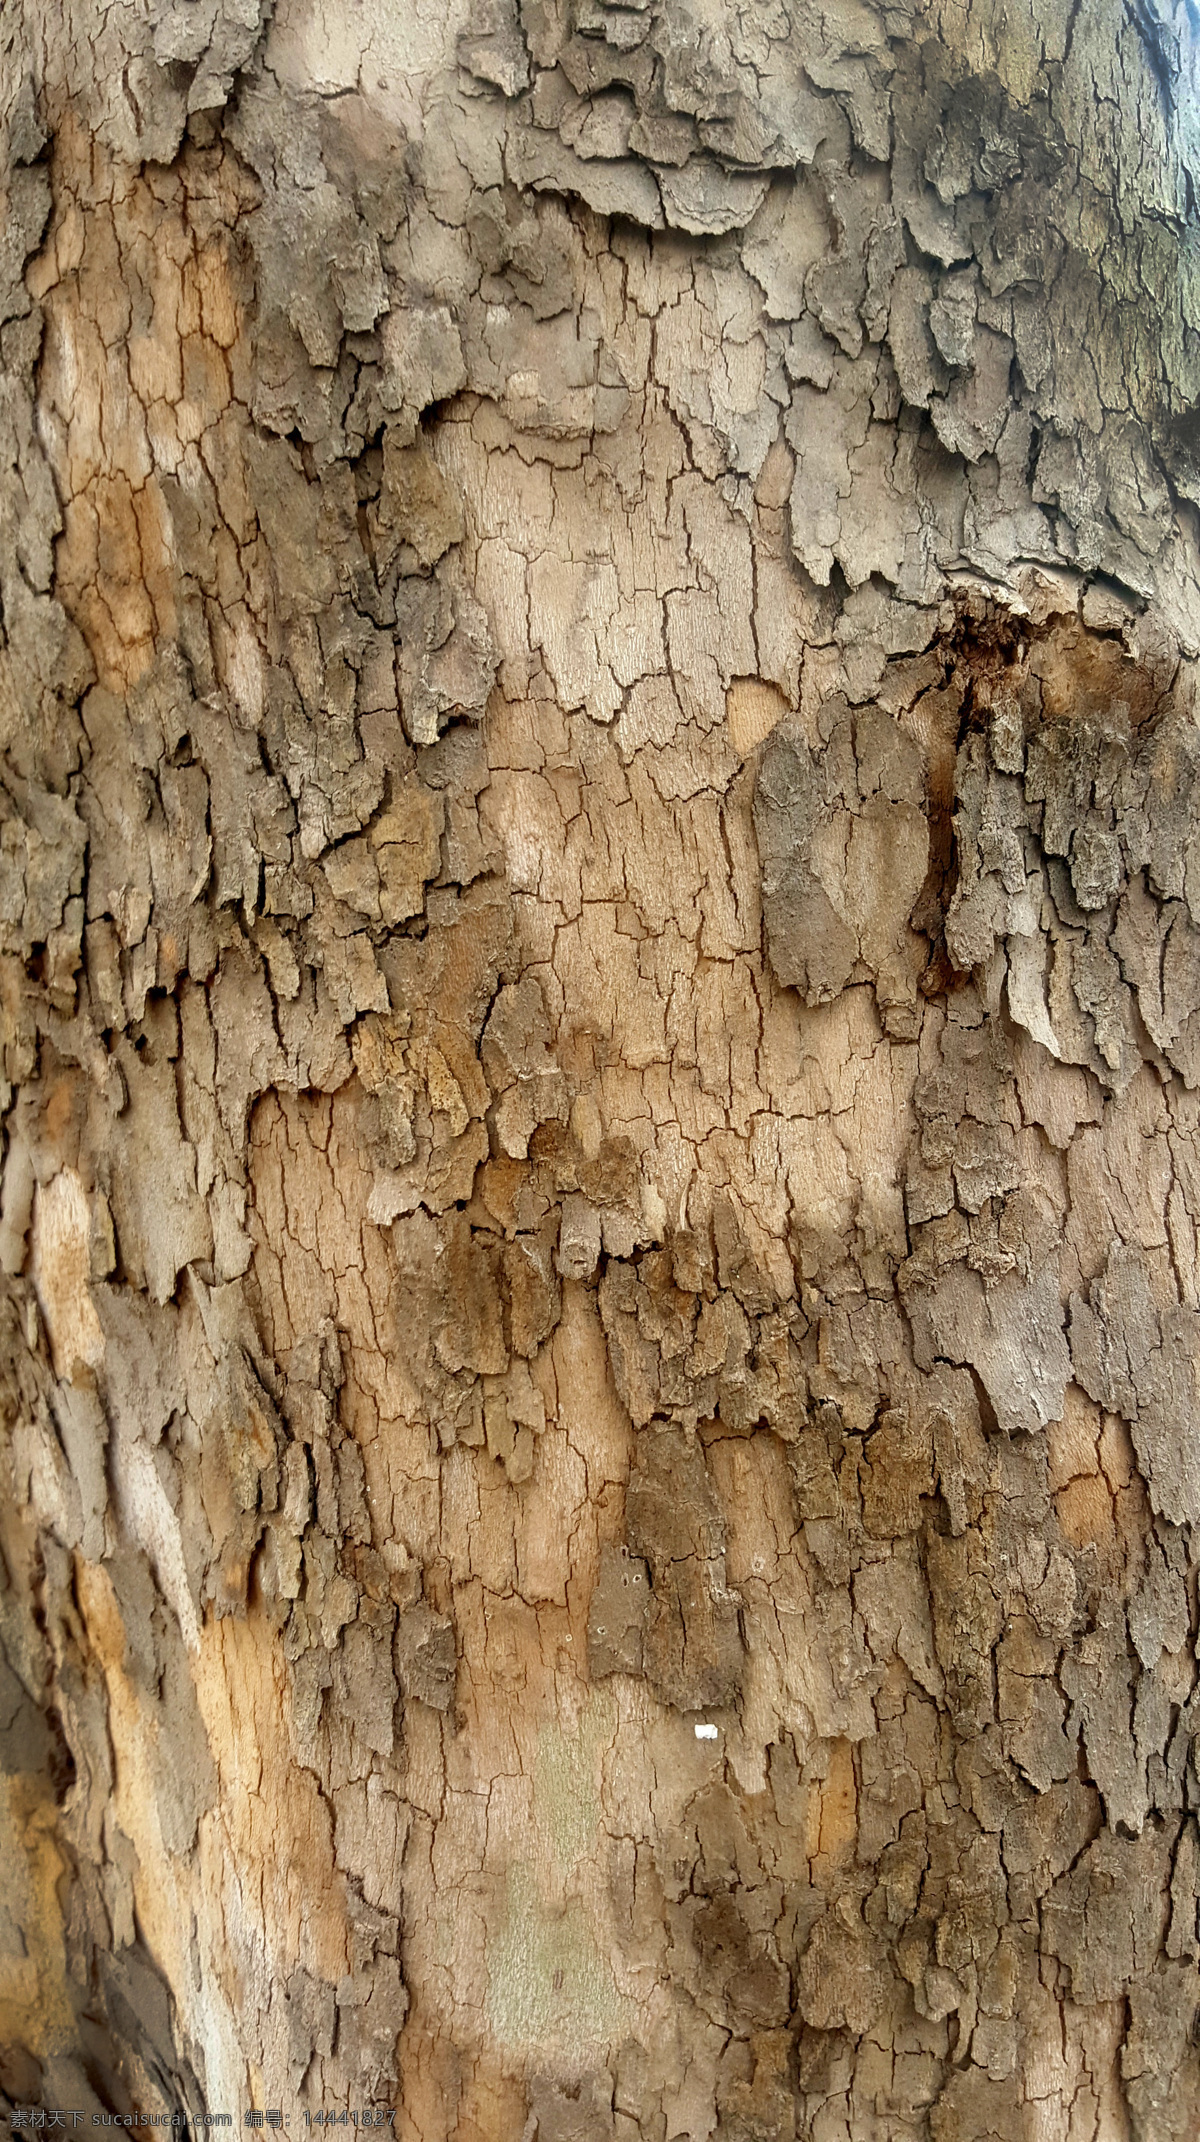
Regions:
[[2, 2, 1200, 2136]]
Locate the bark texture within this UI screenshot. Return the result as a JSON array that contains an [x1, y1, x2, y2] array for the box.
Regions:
[[3, 2, 1200, 2136]]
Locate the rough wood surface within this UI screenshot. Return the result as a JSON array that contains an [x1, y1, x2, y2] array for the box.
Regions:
[[2, 3, 1200, 2136]]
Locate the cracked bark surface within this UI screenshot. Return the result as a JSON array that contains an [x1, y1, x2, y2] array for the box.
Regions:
[[2, 2, 1200, 2135]]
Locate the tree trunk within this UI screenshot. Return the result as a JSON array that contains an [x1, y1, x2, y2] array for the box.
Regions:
[[2, 3, 1200, 2136]]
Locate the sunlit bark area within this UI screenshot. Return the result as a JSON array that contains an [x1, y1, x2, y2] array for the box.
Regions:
[[3, 3, 1200, 2136]]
